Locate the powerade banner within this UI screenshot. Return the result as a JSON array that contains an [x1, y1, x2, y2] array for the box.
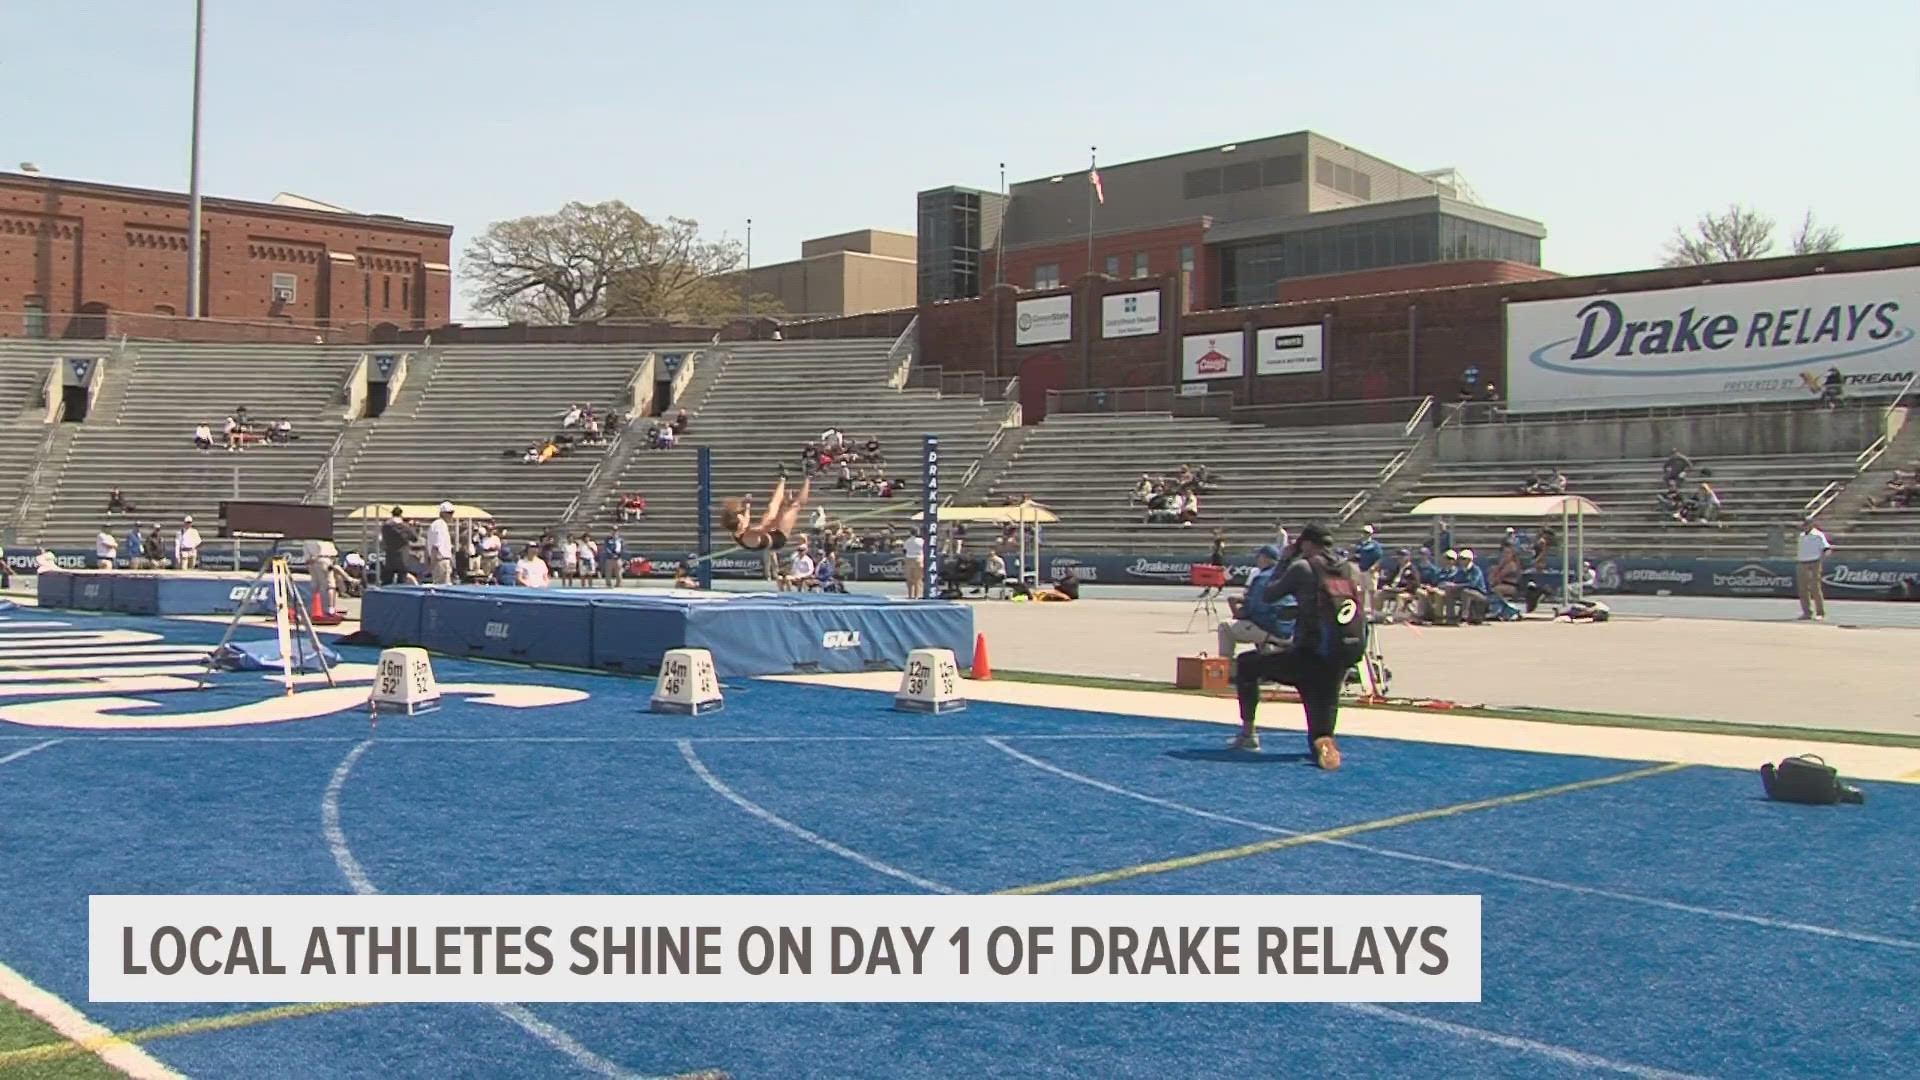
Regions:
[[1594, 557, 1920, 599], [1504, 266, 1918, 413], [7, 549, 306, 574]]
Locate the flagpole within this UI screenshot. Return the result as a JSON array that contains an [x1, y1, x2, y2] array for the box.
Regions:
[[1086, 147, 1097, 279], [994, 161, 1005, 289]]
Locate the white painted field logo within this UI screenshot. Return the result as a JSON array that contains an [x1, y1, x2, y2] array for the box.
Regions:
[[821, 630, 862, 649], [483, 622, 510, 639]]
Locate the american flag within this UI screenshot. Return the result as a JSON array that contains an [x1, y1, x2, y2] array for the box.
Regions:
[[1090, 168, 1104, 205]]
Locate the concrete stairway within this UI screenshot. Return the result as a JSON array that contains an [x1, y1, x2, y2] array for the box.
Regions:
[[329, 345, 660, 543], [985, 414, 1411, 555], [581, 339, 1010, 554], [37, 343, 362, 546]]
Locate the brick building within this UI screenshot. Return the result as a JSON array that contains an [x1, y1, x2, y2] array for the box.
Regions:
[[917, 131, 1548, 313], [0, 171, 452, 340], [793, 243, 1920, 423]]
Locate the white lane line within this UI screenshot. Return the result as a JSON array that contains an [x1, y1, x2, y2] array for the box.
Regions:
[[0, 739, 64, 766], [323, 739, 651, 1078], [680, 737, 1704, 1079], [1343, 1004, 1711, 1080], [676, 739, 962, 895], [982, 737, 1920, 952], [0, 739, 182, 1079]]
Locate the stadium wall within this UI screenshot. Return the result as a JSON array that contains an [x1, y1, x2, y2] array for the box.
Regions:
[[1438, 407, 1894, 462], [912, 243, 1920, 420]]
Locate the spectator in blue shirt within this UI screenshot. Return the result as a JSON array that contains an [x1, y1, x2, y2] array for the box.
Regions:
[[126, 523, 146, 569], [599, 530, 626, 588], [1217, 545, 1295, 657], [1444, 548, 1490, 624]]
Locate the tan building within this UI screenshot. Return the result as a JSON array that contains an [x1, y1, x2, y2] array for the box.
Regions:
[[745, 229, 914, 318]]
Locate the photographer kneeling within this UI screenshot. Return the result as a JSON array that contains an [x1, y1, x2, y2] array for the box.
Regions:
[[1229, 523, 1369, 771]]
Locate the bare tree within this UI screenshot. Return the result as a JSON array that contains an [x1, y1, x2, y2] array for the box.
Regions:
[[1789, 210, 1843, 256], [606, 217, 782, 323], [462, 200, 661, 323], [1661, 204, 1776, 267]]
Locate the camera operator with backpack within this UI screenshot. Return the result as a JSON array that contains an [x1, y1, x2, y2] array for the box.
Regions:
[[1229, 523, 1370, 771]]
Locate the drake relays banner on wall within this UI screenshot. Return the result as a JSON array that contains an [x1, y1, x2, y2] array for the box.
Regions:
[[1503, 266, 1918, 413]]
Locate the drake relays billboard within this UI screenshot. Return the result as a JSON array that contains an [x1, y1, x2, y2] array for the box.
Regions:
[[1503, 266, 1918, 413]]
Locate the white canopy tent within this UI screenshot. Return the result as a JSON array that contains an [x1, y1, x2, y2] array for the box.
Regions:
[[1406, 495, 1602, 603], [910, 502, 1061, 585]]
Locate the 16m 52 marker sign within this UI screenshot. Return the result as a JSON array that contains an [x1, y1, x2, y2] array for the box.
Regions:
[[1503, 266, 1918, 413]]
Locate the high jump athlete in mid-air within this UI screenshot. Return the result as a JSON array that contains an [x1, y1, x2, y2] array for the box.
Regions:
[[722, 473, 811, 551]]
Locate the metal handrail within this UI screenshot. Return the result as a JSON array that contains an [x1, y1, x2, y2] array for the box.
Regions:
[[955, 396, 1025, 493], [1403, 395, 1434, 437], [302, 425, 351, 504], [1803, 480, 1843, 519], [561, 419, 632, 525], [1335, 489, 1369, 523], [885, 315, 919, 390], [6, 425, 59, 537], [1855, 434, 1889, 475]]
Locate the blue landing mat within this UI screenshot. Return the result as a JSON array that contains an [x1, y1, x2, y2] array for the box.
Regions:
[[37, 570, 311, 616], [359, 585, 975, 678]]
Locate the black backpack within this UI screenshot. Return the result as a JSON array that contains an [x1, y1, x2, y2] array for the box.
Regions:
[[1760, 755, 1865, 805], [1310, 559, 1370, 668]]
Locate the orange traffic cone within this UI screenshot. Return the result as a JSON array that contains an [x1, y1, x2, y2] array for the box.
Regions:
[[969, 633, 992, 681], [310, 590, 344, 626]]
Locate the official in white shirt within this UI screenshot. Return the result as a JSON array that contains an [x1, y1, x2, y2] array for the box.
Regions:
[[427, 502, 455, 585], [785, 550, 816, 591], [95, 527, 118, 569], [902, 533, 926, 599], [1796, 517, 1832, 621], [515, 547, 550, 588], [175, 516, 201, 571], [304, 538, 339, 617]]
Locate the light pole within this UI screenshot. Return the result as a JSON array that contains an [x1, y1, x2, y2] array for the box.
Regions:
[[743, 218, 752, 318], [186, 0, 207, 318]]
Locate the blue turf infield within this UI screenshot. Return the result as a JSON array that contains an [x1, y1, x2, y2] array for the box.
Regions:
[[0, 610, 1916, 1078]]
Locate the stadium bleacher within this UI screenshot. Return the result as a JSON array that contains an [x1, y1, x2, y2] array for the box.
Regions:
[[36, 343, 362, 547], [581, 338, 1012, 555], [4, 332, 1915, 582], [981, 414, 1411, 554], [1369, 452, 1861, 560], [328, 344, 659, 542]]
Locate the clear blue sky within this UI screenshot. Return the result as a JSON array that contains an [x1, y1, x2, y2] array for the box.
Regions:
[[6, 0, 1916, 318]]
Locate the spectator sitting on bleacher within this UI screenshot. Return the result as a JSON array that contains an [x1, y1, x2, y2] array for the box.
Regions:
[[223, 416, 243, 452], [672, 409, 690, 435], [192, 424, 214, 451], [620, 493, 647, 521], [106, 487, 136, 514], [1868, 469, 1918, 509], [1678, 481, 1723, 525], [1179, 491, 1200, 527], [1663, 448, 1695, 484], [562, 404, 583, 430], [270, 418, 295, 443], [1131, 474, 1155, 505], [1520, 468, 1568, 495]]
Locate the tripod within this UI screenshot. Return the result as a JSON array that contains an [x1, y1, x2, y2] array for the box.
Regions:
[[1184, 584, 1224, 633], [200, 549, 336, 694]]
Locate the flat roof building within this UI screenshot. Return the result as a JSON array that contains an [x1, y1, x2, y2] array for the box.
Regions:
[[917, 131, 1547, 310], [741, 228, 916, 319]]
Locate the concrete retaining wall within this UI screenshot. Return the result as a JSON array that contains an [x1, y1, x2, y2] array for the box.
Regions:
[[1440, 407, 1886, 462]]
